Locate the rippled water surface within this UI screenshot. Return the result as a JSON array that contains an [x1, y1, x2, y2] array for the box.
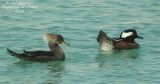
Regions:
[[0, 0, 160, 84]]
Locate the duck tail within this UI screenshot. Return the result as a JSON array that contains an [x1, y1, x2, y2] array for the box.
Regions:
[[7, 49, 20, 57], [7, 49, 31, 60], [97, 30, 112, 42], [97, 30, 114, 51], [97, 30, 106, 42]]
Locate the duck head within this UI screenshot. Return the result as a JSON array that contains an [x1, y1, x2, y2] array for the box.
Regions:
[[120, 29, 143, 43], [44, 33, 70, 46]]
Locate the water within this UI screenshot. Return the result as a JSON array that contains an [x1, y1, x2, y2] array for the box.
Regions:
[[0, 0, 160, 84]]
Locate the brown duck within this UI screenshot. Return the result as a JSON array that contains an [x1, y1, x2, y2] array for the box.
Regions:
[[97, 29, 143, 51], [7, 33, 69, 61]]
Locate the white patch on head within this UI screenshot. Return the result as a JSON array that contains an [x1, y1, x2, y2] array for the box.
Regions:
[[121, 32, 133, 38]]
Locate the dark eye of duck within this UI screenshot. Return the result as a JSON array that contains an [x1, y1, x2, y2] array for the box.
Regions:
[[57, 35, 64, 42]]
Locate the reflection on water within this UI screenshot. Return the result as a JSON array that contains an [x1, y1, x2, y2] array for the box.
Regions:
[[95, 49, 140, 68], [11, 61, 65, 84], [95, 50, 141, 84], [96, 50, 115, 68], [47, 61, 65, 73], [43, 61, 65, 84], [120, 50, 139, 59], [12, 60, 35, 68]]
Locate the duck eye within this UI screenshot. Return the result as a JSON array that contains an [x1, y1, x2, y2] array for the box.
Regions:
[[57, 35, 64, 42]]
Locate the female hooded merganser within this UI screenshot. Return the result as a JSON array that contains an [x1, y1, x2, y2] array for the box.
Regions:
[[97, 29, 143, 51], [7, 33, 69, 61]]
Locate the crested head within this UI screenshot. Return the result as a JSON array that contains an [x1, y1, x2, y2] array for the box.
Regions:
[[121, 32, 133, 39], [120, 29, 143, 39], [120, 29, 143, 43], [44, 33, 58, 44], [43, 33, 70, 46], [120, 29, 135, 39], [121, 31, 134, 39]]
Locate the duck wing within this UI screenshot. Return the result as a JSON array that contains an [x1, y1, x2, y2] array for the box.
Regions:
[[7, 49, 55, 61], [114, 41, 139, 49], [23, 50, 52, 56]]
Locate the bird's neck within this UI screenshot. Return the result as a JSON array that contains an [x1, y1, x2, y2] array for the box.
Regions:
[[48, 42, 65, 60]]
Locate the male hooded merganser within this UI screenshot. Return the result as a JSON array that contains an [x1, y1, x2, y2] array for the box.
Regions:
[[7, 33, 69, 61], [97, 29, 143, 51]]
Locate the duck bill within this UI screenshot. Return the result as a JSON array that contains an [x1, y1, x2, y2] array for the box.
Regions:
[[60, 41, 70, 46], [136, 35, 143, 39]]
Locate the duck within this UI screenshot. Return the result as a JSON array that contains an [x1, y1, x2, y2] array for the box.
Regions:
[[7, 33, 70, 61], [97, 29, 143, 51]]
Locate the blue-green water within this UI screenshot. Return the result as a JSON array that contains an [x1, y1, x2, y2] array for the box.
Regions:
[[0, 0, 160, 84]]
